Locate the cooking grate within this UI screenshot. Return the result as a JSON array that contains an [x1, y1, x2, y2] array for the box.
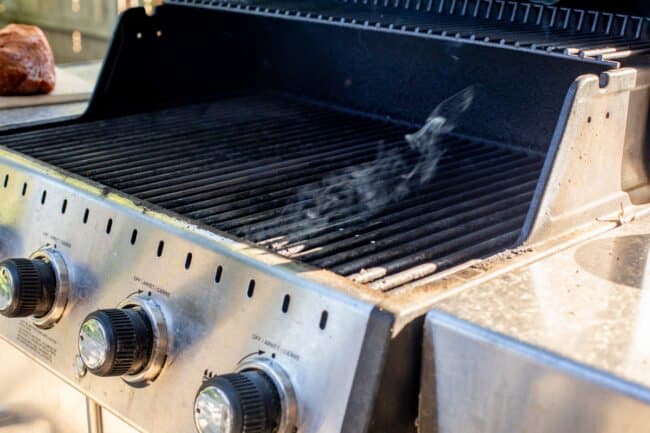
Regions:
[[1, 94, 543, 291]]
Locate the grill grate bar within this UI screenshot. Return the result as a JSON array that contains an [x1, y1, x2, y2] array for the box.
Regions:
[[178, 138, 487, 220], [369, 228, 522, 291], [26, 105, 351, 169], [343, 210, 527, 282], [286, 174, 540, 260], [310, 186, 534, 271], [148, 136, 471, 209], [4, 96, 305, 150], [115, 127, 405, 191], [2, 94, 544, 290], [224, 151, 537, 238], [38, 106, 344, 166], [126, 127, 407, 201], [121, 128, 402, 190]]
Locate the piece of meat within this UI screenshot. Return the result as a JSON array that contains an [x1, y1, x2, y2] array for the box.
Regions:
[[0, 24, 55, 96]]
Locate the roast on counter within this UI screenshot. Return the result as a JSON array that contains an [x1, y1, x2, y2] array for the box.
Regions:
[[0, 24, 55, 96]]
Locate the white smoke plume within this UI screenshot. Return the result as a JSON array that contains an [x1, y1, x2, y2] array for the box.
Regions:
[[253, 86, 475, 248]]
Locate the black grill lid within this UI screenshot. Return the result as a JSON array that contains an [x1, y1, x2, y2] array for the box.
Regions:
[[165, 0, 650, 42]]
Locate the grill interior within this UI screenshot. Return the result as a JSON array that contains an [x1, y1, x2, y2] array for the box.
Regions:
[[1, 94, 543, 291]]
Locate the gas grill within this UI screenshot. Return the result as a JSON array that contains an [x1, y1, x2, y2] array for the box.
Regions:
[[0, 1, 649, 433]]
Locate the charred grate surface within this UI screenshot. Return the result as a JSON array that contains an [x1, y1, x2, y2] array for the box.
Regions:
[[1, 94, 544, 291]]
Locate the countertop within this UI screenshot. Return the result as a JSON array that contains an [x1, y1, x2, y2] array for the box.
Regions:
[[0, 62, 101, 129], [433, 213, 650, 390]]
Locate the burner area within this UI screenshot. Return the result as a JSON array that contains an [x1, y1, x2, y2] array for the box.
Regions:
[[2, 94, 543, 291]]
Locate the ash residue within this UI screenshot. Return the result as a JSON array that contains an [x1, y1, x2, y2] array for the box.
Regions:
[[251, 87, 475, 247]]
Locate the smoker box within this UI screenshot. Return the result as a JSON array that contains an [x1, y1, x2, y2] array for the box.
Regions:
[[0, 1, 649, 433]]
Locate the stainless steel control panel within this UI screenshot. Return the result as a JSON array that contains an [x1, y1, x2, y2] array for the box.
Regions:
[[0, 152, 380, 433]]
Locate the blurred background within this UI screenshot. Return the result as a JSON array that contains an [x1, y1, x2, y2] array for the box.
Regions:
[[0, 0, 163, 63], [0, 1, 163, 126]]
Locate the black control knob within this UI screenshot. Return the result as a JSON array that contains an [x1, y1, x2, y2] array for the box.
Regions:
[[194, 370, 281, 433], [78, 308, 154, 377], [0, 258, 56, 318]]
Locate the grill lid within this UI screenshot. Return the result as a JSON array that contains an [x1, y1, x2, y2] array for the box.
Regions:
[[166, 0, 650, 63]]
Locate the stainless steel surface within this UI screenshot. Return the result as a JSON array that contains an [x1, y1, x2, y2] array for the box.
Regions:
[[0, 102, 87, 130], [0, 337, 89, 433], [30, 247, 71, 328], [421, 311, 650, 433], [0, 150, 376, 433], [421, 212, 650, 433], [101, 409, 139, 433], [116, 294, 169, 385], [86, 398, 104, 433], [2, 7, 650, 432], [524, 67, 650, 244]]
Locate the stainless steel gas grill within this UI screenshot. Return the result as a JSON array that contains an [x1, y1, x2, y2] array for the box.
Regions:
[[0, 1, 649, 433]]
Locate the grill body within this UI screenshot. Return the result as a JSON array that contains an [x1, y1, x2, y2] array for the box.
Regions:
[[0, 2, 649, 433]]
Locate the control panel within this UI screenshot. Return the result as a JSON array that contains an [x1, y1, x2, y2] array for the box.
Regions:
[[0, 154, 385, 433]]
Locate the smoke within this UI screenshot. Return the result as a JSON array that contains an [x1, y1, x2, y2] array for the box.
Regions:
[[253, 86, 475, 248]]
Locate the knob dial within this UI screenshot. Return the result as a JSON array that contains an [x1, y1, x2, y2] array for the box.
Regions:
[[0, 258, 56, 318], [194, 371, 281, 433], [78, 308, 153, 377]]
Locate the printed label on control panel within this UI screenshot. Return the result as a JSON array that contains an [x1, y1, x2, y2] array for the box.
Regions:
[[133, 275, 171, 298], [42, 232, 72, 249], [16, 321, 57, 363], [252, 333, 301, 361]]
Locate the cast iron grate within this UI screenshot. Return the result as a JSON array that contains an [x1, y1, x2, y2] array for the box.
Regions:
[[1, 94, 544, 291]]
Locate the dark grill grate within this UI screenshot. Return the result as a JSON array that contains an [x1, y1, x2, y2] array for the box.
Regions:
[[1, 94, 544, 291]]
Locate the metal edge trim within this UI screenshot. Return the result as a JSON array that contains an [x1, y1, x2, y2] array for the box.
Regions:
[[425, 309, 650, 404], [340, 306, 395, 433], [519, 67, 643, 245], [84, 6, 148, 118], [517, 73, 581, 245], [0, 114, 82, 134]]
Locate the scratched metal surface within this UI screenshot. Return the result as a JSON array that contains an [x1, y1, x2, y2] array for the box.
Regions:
[[0, 152, 376, 433], [420, 214, 650, 433], [433, 213, 650, 388]]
